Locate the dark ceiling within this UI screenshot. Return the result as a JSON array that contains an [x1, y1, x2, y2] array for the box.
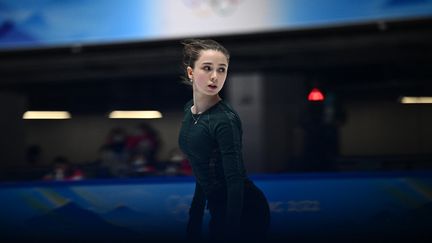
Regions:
[[0, 17, 431, 114]]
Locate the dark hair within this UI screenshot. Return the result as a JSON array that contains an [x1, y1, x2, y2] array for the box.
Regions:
[[181, 38, 230, 85]]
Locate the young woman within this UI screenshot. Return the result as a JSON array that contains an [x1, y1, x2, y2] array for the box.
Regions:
[[178, 39, 270, 242]]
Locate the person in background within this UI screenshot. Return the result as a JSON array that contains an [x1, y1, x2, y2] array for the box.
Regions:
[[178, 39, 270, 242], [99, 127, 130, 177], [24, 144, 48, 180], [165, 148, 192, 176], [126, 123, 161, 176], [43, 156, 84, 181], [126, 123, 161, 166], [129, 151, 157, 176], [25, 144, 44, 166]]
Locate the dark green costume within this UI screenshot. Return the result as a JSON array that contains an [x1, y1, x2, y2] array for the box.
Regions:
[[179, 99, 269, 240]]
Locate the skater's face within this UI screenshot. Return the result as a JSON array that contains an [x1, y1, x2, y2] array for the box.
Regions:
[[187, 50, 229, 96]]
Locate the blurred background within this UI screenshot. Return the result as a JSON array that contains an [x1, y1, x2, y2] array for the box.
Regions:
[[1, 1, 432, 242], [0, 0, 431, 181]]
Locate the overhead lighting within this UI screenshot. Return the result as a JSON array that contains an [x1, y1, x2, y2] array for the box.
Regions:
[[109, 110, 163, 119], [23, 111, 71, 119], [400, 96, 432, 104]]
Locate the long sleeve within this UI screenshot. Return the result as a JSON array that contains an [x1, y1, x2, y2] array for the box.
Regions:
[[179, 100, 248, 240], [214, 115, 245, 233], [186, 182, 206, 239]]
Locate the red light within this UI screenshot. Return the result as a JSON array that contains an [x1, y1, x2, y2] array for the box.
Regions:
[[308, 88, 325, 101]]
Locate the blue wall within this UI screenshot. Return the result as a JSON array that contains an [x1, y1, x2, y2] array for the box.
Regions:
[[0, 172, 431, 241]]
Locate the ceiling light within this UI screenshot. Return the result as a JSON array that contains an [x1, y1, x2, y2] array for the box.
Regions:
[[23, 111, 71, 119], [109, 110, 163, 119], [400, 96, 432, 104]]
